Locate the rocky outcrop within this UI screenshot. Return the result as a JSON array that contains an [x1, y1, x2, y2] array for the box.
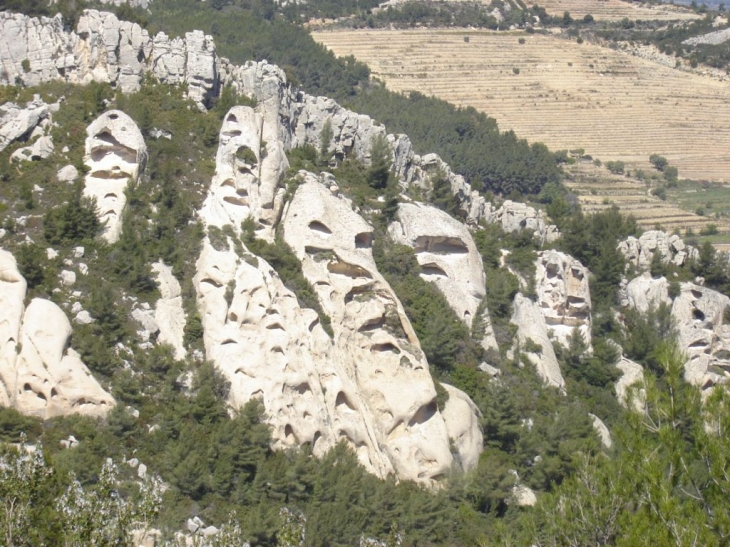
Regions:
[[619, 230, 697, 271], [11, 135, 54, 162], [615, 356, 645, 411], [589, 413, 612, 449], [511, 293, 565, 391], [0, 98, 56, 152], [152, 261, 186, 361], [621, 272, 670, 312], [534, 250, 592, 349], [441, 383, 483, 471], [83, 110, 146, 243], [0, 249, 114, 418], [280, 174, 463, 482], [0, 11, 218, 105], [671, 283, 730, 388], [198, 106, 288, 242], [193, 108, 481, 484], [388, 203, 486, 327]]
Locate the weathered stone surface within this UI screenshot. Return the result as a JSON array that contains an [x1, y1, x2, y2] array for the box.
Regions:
[[589, 413, 612, 449], [511, 293, 565, 391], [534, 250, 592, 349], [619, 230, 697, 270], [198, 105, 288, 241], [615, 356, 645, 411], [152, 261, 186, 360], [0, 99, 53, 152], [441, 383, 483, 471], [281, 174, 461, 482], [388, 202, 486, 327], [671, 283, 730, 388], [83, 110, 146, 243], [0, 249, 114, 418], [10, 134, 54, 162], [57, 164, 79, 183], [623, 272, 670, 313]]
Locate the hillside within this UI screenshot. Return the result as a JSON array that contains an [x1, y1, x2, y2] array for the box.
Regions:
[[3, 3, 730, 546], [536, 0, 700, 22], [312, 28, 730, 184]]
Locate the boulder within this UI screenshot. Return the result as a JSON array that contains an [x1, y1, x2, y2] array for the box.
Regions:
[[10, 135, 54, 162], [623, 272, 671, 312], [615, 356, 645, 411], [589, 413, 612, 449], [0, 99, 52, 152], [83, 110, 147, 243], [57, 165, 79, 183], [619, 230, 697, 271]]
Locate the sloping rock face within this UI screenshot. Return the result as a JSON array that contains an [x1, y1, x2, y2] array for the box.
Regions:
[[534, 250, 592, 349], [672, 283, 730, 388], [619, 230, 697, 270], [388, 203, 486, 327], [193, 110, 480, 484], [83, 110, 146, 243], [441, 383, 483, 471], [511, 293, 565, 391], [280, 175, 457, 482], [615, 356, 645, 411], [0, 249, 114, 418]]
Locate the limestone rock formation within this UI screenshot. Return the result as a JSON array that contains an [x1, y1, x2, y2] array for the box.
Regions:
[[615, 356, 645, 411], [671, 283, 730, 388], [619, 230, 697, 270], [11, 135, 54, 162], [152, 261, 186, 361], [198, 105, 288, 241], [0, 98, 55, 152], [0, 249, 114, 418], [622, 272, 670, 313], [511, 293, 565, 391], [280, 174, 460, 482], [441, 383, 483, 471], [388, 202, 486, 327], [0, 11, 218, 106], [589, 413, 612, 449], [534, 250, 592, 349], [83, 110, 146, 243]]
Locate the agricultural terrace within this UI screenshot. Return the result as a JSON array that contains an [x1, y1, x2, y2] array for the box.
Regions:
[[313, 29, 730, 183], [535, 0, 700, 22]]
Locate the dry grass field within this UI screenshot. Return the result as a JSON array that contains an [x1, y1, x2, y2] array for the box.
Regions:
[[313, 29, 730, 184], [535, 0, 699, 22]]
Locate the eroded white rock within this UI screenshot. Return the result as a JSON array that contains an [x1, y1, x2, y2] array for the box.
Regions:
[[152, 261, 186, 360], [388, 202, 486, 327], [534, 250, 591, 349], [83, 110, 146, 243], [619, 231, 697, 271], [511, 293, 565, 391], [441, 383, 483, 471], [616, 356, 645, 411]]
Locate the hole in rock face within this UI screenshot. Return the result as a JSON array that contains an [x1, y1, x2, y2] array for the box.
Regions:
[[409, 401, 437, 427], [109, 114, 119, 120], [327, 260, 372, 279], [309, 221, 332, 235], [50, 388, 58, 398], [227, 114, 238, 123], [223, 196, 247, 206], [221, 339, 237, 346], [693, 309, 706, 321], [137, 50, 144, 63], [370, 343, 400, 354], [284, 424, 296, 442], [414, 236, 468, 255], [421, 263, 447, 277], [335, 391, 356, 412], [312, 431, 321, 450], [355, 232, 373, 249], [358, 315, 386, 333]]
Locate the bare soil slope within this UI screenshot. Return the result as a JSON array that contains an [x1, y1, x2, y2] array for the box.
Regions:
[[313, 29, 730, 183]]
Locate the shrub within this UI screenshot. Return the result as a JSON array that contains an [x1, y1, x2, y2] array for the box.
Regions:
[[513, 67, 520, 75], [606, 160, 625, 174], [701, 223, 718, 236]]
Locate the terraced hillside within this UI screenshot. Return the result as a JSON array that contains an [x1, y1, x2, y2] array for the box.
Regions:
[[313, 29, 730, 183], [563, 161, 730, 237], [536, 0, 699, 22]]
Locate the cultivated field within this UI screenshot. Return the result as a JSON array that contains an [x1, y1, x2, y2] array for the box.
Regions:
[[535, 0, 699, 22], [562, 161, 730, 237], [313, 29, 730, 183]]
